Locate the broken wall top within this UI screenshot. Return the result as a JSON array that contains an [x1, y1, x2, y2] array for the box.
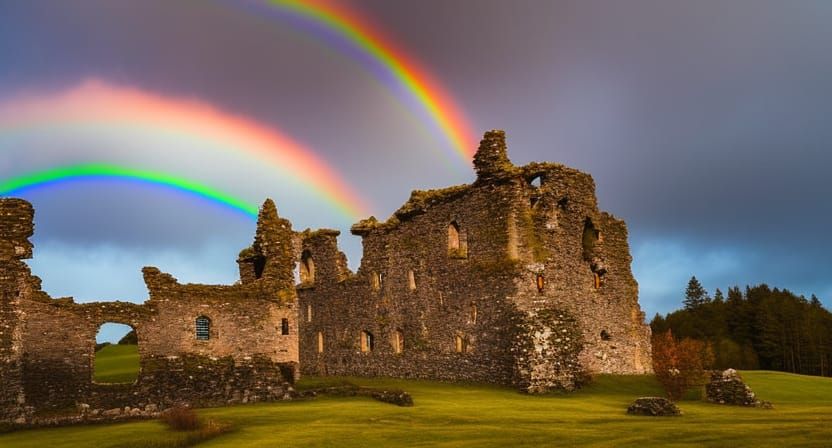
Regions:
[[0, 198, 34, 260]]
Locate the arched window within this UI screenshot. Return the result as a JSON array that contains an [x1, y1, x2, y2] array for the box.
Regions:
[[281, 318, 290, 335], [536, 274, 545, 292], [300, 250, 315, 284], [195, 316, 211, 341], [448, 222, 460, 251], [529, 175, 542, 188], [600, 330, 612, 341], [317, 331, 324, 353], [371, 272, 382, 291], [360, 331, 374, 352], [407, 270, 416, 290], [393, 329, 404, 354], [454, 334, 466, 353]]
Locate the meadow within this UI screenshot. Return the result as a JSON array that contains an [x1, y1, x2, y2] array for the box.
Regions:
[[2, 347, 830, 447]]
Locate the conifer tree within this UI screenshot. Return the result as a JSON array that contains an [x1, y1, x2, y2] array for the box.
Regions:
[[683, 276, 708, 310]]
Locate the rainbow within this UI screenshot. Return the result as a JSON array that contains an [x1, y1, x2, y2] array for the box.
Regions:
[[0, 80, 369, 220], [235, 0, 477, 161], [0, 164, 260, 219]]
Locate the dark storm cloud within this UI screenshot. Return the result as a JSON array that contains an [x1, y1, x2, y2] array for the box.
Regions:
[[1, 0, 830, 311]]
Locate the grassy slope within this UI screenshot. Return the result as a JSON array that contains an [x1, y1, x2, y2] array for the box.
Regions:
[[94, 344, 139, 384], [2, 371, 831, 447]]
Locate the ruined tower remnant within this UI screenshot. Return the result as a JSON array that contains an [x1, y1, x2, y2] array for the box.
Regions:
[[297, 130, 652, 392]]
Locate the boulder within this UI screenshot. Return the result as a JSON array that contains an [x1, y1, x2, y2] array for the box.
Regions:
[[627, 397, 682, 416], [706, 369, 772, 408]]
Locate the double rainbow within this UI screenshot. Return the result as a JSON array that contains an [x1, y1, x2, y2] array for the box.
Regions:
[[0, 80, 369, 221], [235, 0, 477, 161], [0, 164, 260, 220]]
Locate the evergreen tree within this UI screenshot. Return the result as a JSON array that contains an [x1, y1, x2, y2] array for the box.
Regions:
[[683, 276, 709, 310], [713, 288, 725, 303]]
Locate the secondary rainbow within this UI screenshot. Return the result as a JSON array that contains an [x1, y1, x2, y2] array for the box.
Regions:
[[238, 0, 477, 160], [0, 80, 369, 220], [0, 164, 261, 219]]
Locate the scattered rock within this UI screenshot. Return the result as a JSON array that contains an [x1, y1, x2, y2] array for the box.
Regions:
[[706, 369, 773, 408], [627, 397, 682, 416], [368, 389, 414, 407]]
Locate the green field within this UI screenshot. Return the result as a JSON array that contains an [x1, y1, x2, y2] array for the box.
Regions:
[[94, 344, 140, 384], [3, 350, 832, 447]]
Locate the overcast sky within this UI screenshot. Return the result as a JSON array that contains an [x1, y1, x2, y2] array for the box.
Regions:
[[1, 0, 830, 341]]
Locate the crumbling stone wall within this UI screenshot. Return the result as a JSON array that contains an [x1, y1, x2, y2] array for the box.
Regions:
[[0, 199, 32, 423], [299, 130, 652, 392], [0, 198, 299, 425]]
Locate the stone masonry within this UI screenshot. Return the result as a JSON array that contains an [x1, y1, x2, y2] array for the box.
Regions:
[[0, 129, 653, 425], [297, 130, 652, 393], [0, 199, 298, 425]]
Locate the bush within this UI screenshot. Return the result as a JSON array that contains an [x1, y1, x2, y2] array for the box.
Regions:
[[652, 330, 714, 401], [160, 406, 200, 431]]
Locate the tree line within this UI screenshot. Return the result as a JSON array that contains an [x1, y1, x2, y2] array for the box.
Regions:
[[651, 276, 832, 377]]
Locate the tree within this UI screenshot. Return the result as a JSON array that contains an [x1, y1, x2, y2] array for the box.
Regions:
[[683, 276, 709, 310], [651, 330, 714, 401], [118, 329, 138, 345], [713, 288, 725, 303]]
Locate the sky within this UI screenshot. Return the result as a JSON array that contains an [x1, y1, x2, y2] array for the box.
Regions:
[[1, 0, 831, 342]]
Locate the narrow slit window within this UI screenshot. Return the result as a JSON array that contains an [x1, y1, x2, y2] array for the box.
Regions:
[[394, 329, 404, 354], [195, 316, 211, 341], [307, 304, 313, 322], [470, 304, 478, 324], [594, 272, 602, 289], [454, 334, 465, 353], [536, 274, 545, 292], [408, 270, 416, 290], [360, 331, 374, 352], [317, 331, 324, 353], [281, 318, 290, 335]]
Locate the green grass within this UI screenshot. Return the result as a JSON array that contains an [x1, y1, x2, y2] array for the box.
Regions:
[[2, 371, 831, 447], [94, 344, 139, 384]]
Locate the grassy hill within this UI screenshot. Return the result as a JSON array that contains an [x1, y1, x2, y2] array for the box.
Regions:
[[94, 344, 139, 384], [2, 370, 830, 447]]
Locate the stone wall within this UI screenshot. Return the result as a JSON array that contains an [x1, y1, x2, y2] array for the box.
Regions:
[[299, 130, 652, 393], [0, 198, 299, 424]]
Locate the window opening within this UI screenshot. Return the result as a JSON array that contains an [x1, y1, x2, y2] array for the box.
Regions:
[[94, 323, 139, 384], [360, 331, 375, 352], [196, 316, 211, 341], [300, 250, 315, 284]]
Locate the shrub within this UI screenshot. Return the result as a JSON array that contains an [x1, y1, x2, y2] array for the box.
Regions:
[[652, 330, 714, 401], [160, 406, 200, 431]]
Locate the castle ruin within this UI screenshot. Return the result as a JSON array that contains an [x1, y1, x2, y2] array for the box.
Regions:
[[0, 130, 652, 425]]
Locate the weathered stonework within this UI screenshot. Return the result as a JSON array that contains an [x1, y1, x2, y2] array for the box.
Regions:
[[0, 198, 299, 425], [0, 129, 654, 426], [297, 130, 652, 393]]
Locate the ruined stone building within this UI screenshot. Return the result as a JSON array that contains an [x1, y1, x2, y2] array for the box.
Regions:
[[0, 130, 652, 424], [297, 130, 652, 392], [0, 199, 299, 424]]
